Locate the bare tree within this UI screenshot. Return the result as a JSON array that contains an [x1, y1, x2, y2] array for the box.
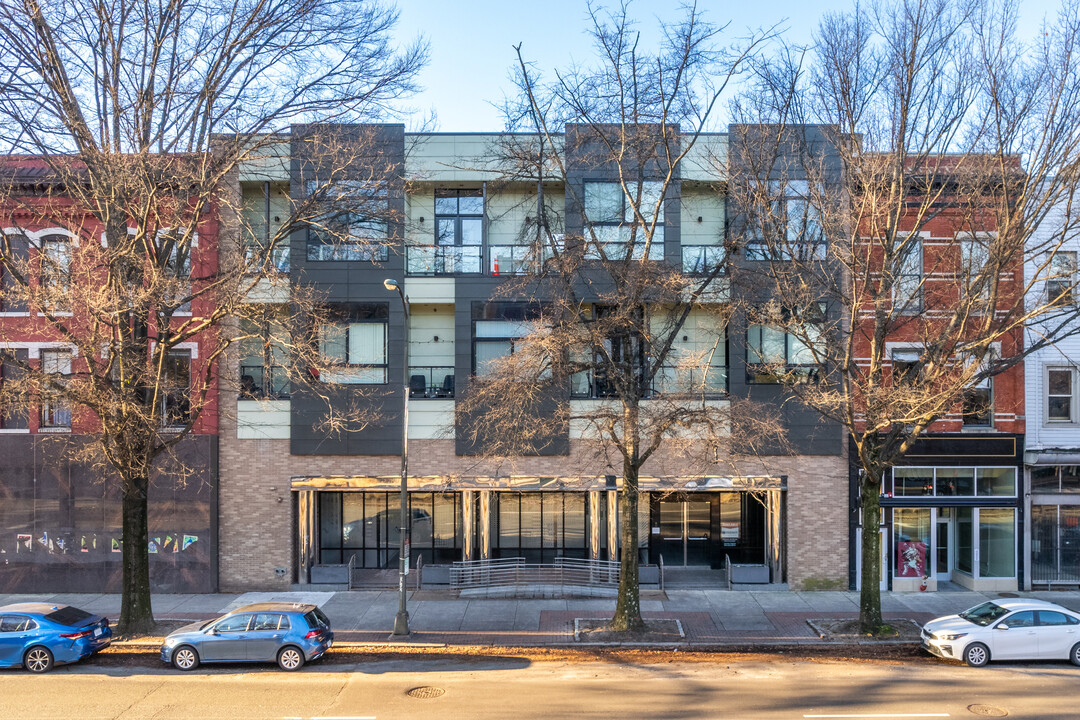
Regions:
[[0, 0, 424, 633], [730, 0, 1080, 632], [456, 2, 777, 632]]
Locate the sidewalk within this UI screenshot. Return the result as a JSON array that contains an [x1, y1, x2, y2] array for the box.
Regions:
[[3, 588, 1079, 646]]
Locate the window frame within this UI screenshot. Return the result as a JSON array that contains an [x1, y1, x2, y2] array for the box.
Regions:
[[582, 180, 665, 261], [1046, 366, 1078, 425], [161, 349, 192, 428], [745, 304, 826, 384], [892, 235, 924, 314], [39, 234, 72, 312], [305, 181, 391, 263], [317, 303, 390, 385], [39, 348, 72, 430], [745, 180, 826, 261], [1047, 250, 1077, 306]]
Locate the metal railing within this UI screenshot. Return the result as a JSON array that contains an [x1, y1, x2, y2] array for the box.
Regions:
[[570, 365, 728, 399], [449, 557, 621, 592], [682, 245, 726, 274], [408, 365, 455, 398], [406, 245, 483, 275]]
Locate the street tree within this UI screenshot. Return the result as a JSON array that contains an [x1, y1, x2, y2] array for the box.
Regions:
[[729, 0, 1080, 632], [0, 0, 425, 633], [456, 2, 778, 632]]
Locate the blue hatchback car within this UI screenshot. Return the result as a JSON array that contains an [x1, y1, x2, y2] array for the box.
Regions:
[[0, 603, 113, 673], [160, 602, 333, 671]]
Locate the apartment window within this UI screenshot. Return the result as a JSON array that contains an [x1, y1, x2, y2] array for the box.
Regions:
[[892, 349, 923, 385], [962, 374, 993, 427], [746, 181, 825, 261], [746, 305, 826, 384], [1, 234, 29, 313], [428, 189, 484, 274], [164, 237, 192, 313], [1047, 367, 1078, 423], [0, 349, 29, 429], [893, 236, 923, 313], [239, 316, 290, 399], [39, 349, 72, 429], [583, 181, 664, 260], [1047, 251, 1077, 306], [40, 235, 71, 311], [318, 303, 389, 384], [306, 181, 389, 262], [161, 349, 191, 427], [960, 236, 992, 308]]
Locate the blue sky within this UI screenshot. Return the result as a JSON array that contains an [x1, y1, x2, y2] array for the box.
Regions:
[[392, 0, 1064, 132]]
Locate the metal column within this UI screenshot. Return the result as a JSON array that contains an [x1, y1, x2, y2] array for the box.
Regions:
[[296, 490, 316, 584], [607, 490, 619, 561], [479, 491, 492, 559], [462, 490, 475, 560], [588, 491, 602, 560]]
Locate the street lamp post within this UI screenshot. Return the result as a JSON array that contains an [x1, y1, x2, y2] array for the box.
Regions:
[[384, 278, 410, 636]]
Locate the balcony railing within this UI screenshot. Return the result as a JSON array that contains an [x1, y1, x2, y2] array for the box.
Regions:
[[240, 364, 291, 399], [243, 244, 290, 274], [407, 245, 482, 275], [682, 245, 726, 274], [570, 365, 728, 399], [408, 365, 455, 398]]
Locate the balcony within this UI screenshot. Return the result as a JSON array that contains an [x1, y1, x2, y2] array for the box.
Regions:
[[408, 365, 455, 398], [682, 245, 726, 274], [570, 365, 727, 399], [407, 246, 482, 276], [240, 364, 291, 399]]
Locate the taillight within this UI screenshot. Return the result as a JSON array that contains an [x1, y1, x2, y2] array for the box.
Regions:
[[60, 629, 93, 639], [304, 629, 322, 639]]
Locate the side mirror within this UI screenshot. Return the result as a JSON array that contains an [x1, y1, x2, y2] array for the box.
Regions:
[[995, 623, 1009, 630]]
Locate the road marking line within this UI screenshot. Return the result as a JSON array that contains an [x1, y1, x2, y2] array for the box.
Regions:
[[803, 715, 949, 718]]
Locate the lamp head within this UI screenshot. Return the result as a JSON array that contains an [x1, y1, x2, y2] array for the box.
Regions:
[[383, 278, 399, 292]]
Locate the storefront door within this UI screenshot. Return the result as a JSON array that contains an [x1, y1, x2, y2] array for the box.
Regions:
[[936, 510, 953, 582], [659, 500, 712, 566]]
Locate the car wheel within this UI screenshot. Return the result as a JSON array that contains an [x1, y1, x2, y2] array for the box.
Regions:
[[172, 645, 200, 671], [23, 646, 54, 673], [277, 646, 305, 671], [1071, 642, 1080, 667], [964, 642, 990, 667]]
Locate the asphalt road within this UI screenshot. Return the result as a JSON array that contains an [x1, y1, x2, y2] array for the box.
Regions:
[[0, 655, 1076, 719]]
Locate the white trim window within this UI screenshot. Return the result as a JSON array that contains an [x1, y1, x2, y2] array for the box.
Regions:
[[40, 349, 72, 429], [1046, 366, 1078, 424], [1047, 251, 1077, 306], [893, 235, 923, 314]]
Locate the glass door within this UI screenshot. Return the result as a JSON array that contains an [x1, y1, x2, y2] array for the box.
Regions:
[[658, 500, 713, 566], [935, 509, 953, 582]]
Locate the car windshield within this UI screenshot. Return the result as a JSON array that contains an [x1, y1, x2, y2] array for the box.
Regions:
[[959, 601, 1011, 626], [44, 607, 93, 626]]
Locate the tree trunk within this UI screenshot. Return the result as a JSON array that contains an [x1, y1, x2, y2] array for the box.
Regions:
[[118, 472, 155, 635], [610, 459, 645, 632], [858, 475, 884, 634]]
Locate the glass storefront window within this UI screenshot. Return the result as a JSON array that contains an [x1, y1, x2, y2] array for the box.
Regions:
[[978, 508, 1015, 578], [1031, 466, 1060, 493], [894, 468, 934, 496], [894, 508, 931, 578], [977, 468, 1016, 496], [935, 468, 974, 496], [1062, 466, 1080, 493], [957, 507, 974, 574]]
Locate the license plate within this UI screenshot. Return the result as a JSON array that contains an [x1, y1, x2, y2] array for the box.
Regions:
[[94, 627, 103, 637]]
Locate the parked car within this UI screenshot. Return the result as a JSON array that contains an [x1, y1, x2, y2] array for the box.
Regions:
[[0, 603, 112, 673], [160, 602, 333, 671], [922, 598, 1080, 667]]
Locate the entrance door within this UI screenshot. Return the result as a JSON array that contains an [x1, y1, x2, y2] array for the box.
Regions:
[[935, 509, 953, 582], [658, 500, 713, 566]]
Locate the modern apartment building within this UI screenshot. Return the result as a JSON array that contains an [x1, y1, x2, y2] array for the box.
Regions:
[[220, 124, 850, 592]]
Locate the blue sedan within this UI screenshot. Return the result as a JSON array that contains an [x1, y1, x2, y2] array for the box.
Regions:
[[160, 602, 333, 671], [0, 603, 113, 673]]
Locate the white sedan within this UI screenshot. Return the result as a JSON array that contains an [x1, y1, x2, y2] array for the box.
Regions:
[[922, 598, 1080, 667]]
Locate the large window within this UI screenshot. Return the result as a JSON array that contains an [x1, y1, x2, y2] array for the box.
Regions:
[[493, 492, 587, 563], [471, 302, 543, 377], [238, 316, 290, 399], [0, 349, 29, 429], [960, 236, 991, 307], [319, 491, 461, 567], [746, 305, 826, 384], [1047, 251, 1077, 306], [39, 349, 72, 429], [962, 374, 993, 427], [161, 349, 191, 427], [892, 348, 923, 385], [0, 234, 29, 313], [745, 180, 825, 261], [40, 235, 71, 311], [583, 181, 664, 260], [431, 189, 483, 274], [1047, 367, 1078, 423], [893, 236, 923, 314], [306, 181, 389, 262], [318, 304, 389, 384], [1030, 465, 1080, 494], [892, 466, 1016, 497]]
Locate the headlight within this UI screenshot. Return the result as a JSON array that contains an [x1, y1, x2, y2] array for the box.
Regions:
[[941, 633, 968, 641], [163, 637, 180, 647]]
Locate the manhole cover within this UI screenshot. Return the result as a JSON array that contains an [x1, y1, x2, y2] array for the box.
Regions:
[[406, 686, 446, 699], [967, 704, 1008, 717]]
